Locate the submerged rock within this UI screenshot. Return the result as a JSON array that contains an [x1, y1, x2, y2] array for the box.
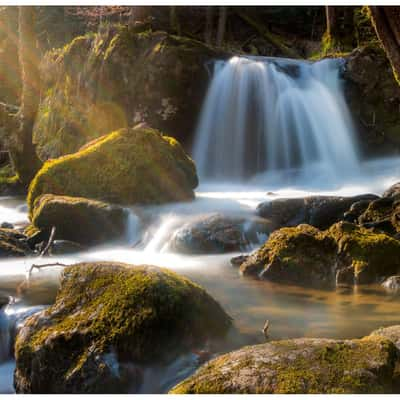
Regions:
[[170, 336, 398, 394], [256, 194, 378, 230], [382, 276, 400, 294], [0, 228, 31, 257], [14, 262, 231, 393], [170, 214, 273, 254], [49, 240, 86, 255], [27, 126, 198, 210], [240, 221, 400, 287], [30, 194, 129, 246]]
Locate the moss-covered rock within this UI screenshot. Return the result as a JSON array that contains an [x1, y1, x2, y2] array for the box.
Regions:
[[27, 126, 198, 211], [14, 262, 232, 393], [240, 224, 337, 286], [240, 221, 400, 286], [31, 194, 129, 246], [0, 228, 31, 257], [33, 27, 228, 160], [170, 336, 398, 394]]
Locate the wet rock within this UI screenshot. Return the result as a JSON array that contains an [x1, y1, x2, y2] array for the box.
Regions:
[[357, 196, 400, 236], [343, 45, 400, 156], [382, 276, 400, 294], [170, 336, 398, 394], [240, 224, 337, 286], [240, 222, 400, 287], [370, 325, 400, 350], [31, 194, 129, 246], [383, 182, 400, 198], [170, 214, 273, 254], [49, 240, 86, 255], [0, 222, 13, 229], [28, 126, 198, 210], [14, 262, 231, 393], [0, 228, 31, 257], [343, 199, 374, 223], [0, 293, 9, 308], [256, 194, 378, 230], [230, 255, 250, 268]]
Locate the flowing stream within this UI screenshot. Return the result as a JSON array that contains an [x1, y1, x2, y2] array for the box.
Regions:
[[1, 56, 400, 393]]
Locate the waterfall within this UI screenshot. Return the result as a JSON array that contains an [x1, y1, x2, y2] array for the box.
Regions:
[[193, 56, 361, 184]]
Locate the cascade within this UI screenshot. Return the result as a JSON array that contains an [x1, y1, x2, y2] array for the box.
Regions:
[[193, 56, 361, 184]]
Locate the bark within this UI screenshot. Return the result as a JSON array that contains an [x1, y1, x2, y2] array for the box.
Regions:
[[216, 6, 227, 47], [369, 6, 400, 84], [204, 6, 214, 45], [10, 6, 42, 186]]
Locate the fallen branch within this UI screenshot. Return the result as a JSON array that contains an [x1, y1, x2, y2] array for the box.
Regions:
[[39, 226, 56, 257], [28, 262, 67, 277]]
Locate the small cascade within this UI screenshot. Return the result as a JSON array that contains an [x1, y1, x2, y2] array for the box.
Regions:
[[193, 56, 361, 184]]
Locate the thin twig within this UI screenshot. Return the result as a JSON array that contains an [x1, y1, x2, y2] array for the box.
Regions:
[[39, 226, 56, 257]]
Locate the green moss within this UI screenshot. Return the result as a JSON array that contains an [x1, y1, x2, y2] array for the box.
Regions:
[[171, 337, 397, 394], [28, 127, 198, 213], [15, 262, 231, 392]]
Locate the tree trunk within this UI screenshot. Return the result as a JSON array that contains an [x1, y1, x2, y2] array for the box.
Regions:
[[216, 6, 227, 47], [204, 7, 214, 45], [169, 6, 181, 35], [11, 6, 42, 186], [369, 6, 400, 85], [323, 6, 355, 54]]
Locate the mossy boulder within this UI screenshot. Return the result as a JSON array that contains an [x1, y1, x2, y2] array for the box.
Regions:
[[14, 262, 232, 393], [240, 224, 337, 286], [0, 228, 31, 257], [240, 221, 400, 286], [169, 214, 273, 254], [31, 194, 129, 246], [170, 336, 398, 394], [27, 126, 198, 211], [34, 27, 228, 160]]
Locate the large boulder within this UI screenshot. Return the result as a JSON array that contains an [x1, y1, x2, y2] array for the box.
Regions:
[[256, 194, 378, 230], [169, 214, 273, 254], [343, 45, 400, 155], [34, 27, 228, 160], [170, 335, 398, 394], [14, 262, 231, 393], [27, 126, 198, 211], [240, 221, 400, 286], [31, 194, 129, 246]]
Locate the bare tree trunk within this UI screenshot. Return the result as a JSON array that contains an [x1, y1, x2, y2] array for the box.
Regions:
[[216, 6, 227, 47], [369, 6, 400, 85], [204, 6, 214, 45], [169, 6, 181, 35], [11, 6, 42, 186]]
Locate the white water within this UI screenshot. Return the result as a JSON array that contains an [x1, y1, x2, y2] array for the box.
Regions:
[[194, 56, 360, 184]]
